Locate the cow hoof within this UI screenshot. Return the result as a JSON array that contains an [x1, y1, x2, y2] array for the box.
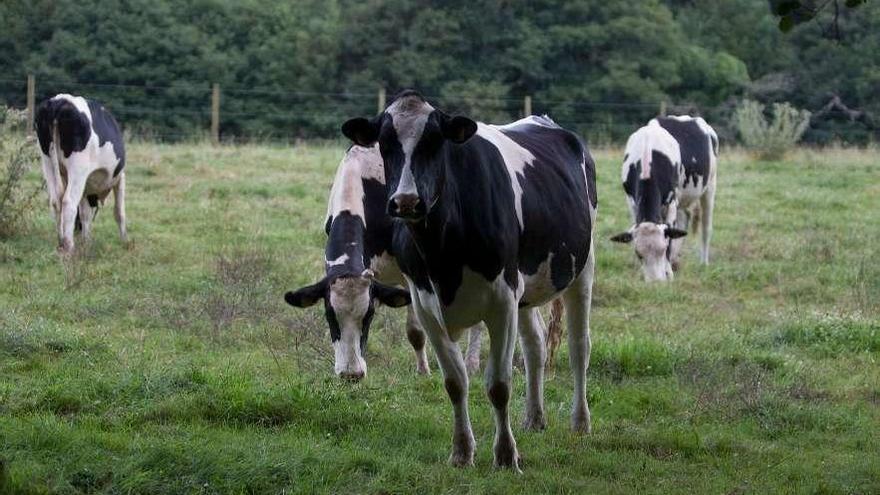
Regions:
[[448, 451, 474, 468], [522, 413, 546, 431], [493, 447, 522, 473], [416, 362, 431, 375], [571, 408, 592, 434]]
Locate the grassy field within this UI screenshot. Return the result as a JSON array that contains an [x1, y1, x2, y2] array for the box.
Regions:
[[1, 142, 879, 494]]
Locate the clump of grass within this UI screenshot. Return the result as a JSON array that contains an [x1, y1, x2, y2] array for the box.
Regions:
[[0, 107, 43, 239], [203, 247, 274, 342], [732, 99, 811, 160], [773, 313, 880, 356], [591, 336, 678, 379]]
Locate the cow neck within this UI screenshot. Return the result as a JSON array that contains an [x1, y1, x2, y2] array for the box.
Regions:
[[636, 177, 664, 224]]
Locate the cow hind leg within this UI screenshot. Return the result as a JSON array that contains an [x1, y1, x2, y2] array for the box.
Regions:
[[518, 307, 546, 431], [59, 172, 87, 254], [464, 325, 482, 376], [405, 306, 430, 375], [699, 184, 715, 265], [76, 197, 93, 241], [484, 296, 520, 471], [563, 246, 594, 433], [113, 172, 128, 244]]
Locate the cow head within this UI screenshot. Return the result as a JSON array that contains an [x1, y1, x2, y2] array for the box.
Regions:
[[341, 90, 477, 223], [610, 222, 687, 282], [284, 269, 410, 381]]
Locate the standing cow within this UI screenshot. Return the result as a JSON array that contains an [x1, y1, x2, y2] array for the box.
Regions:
[[34, 94, 127, 253], [610, 116, 718, 281], [284, 145, 483, 380], [342, 90, 597, 471]]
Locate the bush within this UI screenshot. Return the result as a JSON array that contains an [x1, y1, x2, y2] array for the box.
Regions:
[[0, 107, 42, 239], [732, 99, 811, 160]]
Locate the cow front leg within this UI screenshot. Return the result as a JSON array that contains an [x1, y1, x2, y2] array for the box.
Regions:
[[416, 306, 474, 466], [464, 325, 482, 376], [113, 172, 128, 244], [519, 307, 546, 430], [405, 306, 430, 375], [484, 298, 520, 471], [59, 172, 87, 254], [563, 245, 595, 433]]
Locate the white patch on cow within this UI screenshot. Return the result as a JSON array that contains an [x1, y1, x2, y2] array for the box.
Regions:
[[623, 120, 681, 183], [387, 96, 434, 199], [521, 253, 558, 307], [326, 253, 349, 267], [497, 115, 558, 130], [328, 276, 372, 377], [478, 123, 536, 230], [327, 144, 384, 224]]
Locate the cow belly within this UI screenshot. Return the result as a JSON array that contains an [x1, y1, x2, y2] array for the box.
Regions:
[[410, 268, 510, 338]]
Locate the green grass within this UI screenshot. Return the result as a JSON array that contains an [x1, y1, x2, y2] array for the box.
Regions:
[[1, 143, 879, 494]]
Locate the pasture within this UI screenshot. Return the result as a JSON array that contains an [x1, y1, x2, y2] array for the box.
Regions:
[[1, 142, 878, 494]]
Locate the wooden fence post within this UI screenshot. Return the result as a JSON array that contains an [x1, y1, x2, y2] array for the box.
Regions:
[[26, 75, 35, 137], [211, 83, 220, 145], [377, 87, 386, 113], [524, 95, 532, 117], [659, 100, 667, 117]]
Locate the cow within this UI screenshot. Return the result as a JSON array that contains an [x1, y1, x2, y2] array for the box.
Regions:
[[284, 144, 483, 381], [341, 90, 597, 471], [34, 94, 127, 254], [610, 116, 718, 281]]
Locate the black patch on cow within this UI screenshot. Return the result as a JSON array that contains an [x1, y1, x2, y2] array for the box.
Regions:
[[444, 377, 463, 404], [322, 295, 342, 342], [623, 150, 678, 224], [488, 381, 510, 411], [87, 194, 99, 208], [656, 117, 710, 188], [502, 122, 595, 302], [86, 100, 126, 176], [34, 98, 91, 157]]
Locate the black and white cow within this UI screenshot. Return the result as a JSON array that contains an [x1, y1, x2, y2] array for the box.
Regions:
[[610, 116, 718, 281], [342, 91, 597, 470], [284, 145, 483, 381], [34, 94, 127, 253]]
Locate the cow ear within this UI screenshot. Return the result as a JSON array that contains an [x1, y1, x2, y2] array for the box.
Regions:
[[284, 279, 328, 308], [342, 117, 379, 147], [371, 281, 411, 308], [441, 115, 478, 144], [610, 232, 633, 243], [665, 227, 688, 239]]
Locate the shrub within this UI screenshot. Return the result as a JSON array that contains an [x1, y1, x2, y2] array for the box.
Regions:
[[732, 99, 811, 160], [0, 107, 42, 239]]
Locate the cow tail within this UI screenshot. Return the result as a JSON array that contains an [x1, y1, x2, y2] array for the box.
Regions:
[[544, 297, 565, 373]]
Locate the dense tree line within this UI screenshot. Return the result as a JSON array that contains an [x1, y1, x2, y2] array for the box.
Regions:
[[0, 0, 876, 143]]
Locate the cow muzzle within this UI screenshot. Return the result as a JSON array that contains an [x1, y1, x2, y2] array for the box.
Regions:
[[388, 193, 426, 221]]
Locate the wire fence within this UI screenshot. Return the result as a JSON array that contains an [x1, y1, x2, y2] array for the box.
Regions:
[[0, 76, 875, 145]]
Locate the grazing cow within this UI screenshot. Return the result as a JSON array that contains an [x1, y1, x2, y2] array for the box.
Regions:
[[34, 94, 127, 253], [284, 145, 483, 381], [342, 90, 597, 471], [610, 116, 718, 281]]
